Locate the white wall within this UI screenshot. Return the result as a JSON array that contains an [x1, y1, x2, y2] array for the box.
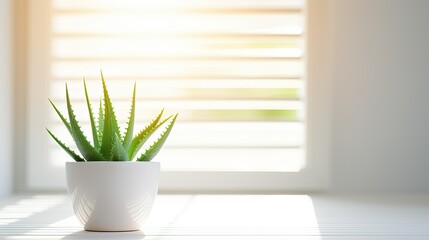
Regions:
[[329, 0, 429, 192], [0, 0, 13, 197]]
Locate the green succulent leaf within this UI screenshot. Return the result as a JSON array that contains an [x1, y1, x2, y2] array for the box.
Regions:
[[100, 71, 122, 140], [97, 98, 104, 148], [48, 98, 71, 134], [99, 72, 122, 160], [137, 114, 178, 162], [128, 109, 169, 160], [111, 133, 129, 161], [66, 84, 104, 161], [48, 72, 178, 162], [122, 83, 136, 150], [46, 129, 85, 162], [100, 96, 113, 160], [84, 79, 99, 149]]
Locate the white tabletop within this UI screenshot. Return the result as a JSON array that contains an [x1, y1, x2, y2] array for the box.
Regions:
[[1, 194, 429, 239]]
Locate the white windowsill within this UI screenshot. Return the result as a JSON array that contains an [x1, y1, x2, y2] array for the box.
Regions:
[[1, 194, 429, 239]]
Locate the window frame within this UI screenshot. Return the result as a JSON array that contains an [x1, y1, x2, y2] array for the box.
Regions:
[[24, 0, 333, 192]]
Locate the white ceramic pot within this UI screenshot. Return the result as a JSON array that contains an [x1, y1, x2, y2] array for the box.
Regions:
[[65, 162, 160, 231]]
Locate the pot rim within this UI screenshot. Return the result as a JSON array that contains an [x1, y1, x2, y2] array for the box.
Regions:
[[66, 161, 159, 165]]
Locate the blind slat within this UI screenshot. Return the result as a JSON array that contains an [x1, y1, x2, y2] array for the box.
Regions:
[[52, 0, 304, 11], [52, 60, 304, 79], [53, 14, 302, 36], [53, 36, 302, 58], [49, 122, 304, 148]]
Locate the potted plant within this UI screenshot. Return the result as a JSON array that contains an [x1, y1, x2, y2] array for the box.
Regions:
[[46, 72, 177, 231]]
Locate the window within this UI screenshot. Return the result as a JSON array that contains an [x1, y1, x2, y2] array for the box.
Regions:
[[26, 0, 330, 191]]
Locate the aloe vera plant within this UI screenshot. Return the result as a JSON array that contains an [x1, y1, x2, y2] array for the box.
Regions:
[[46, 72, 178, 162]]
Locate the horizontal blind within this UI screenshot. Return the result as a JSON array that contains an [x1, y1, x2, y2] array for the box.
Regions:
[[47, 0, 305, 172]]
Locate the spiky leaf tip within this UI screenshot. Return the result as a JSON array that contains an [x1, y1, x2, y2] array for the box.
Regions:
[[46, 128, 85, 162], [97, 98, 104, 148], [100, 71, 122, 140], [48, 98, 71, 134], [66, 84, 105, 161], [137, 113, 178, 162], [84, 78, 99, 149], [123, 82, 136, 150], [99, 72, 120, 160], [128, 109, 168, 160]]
